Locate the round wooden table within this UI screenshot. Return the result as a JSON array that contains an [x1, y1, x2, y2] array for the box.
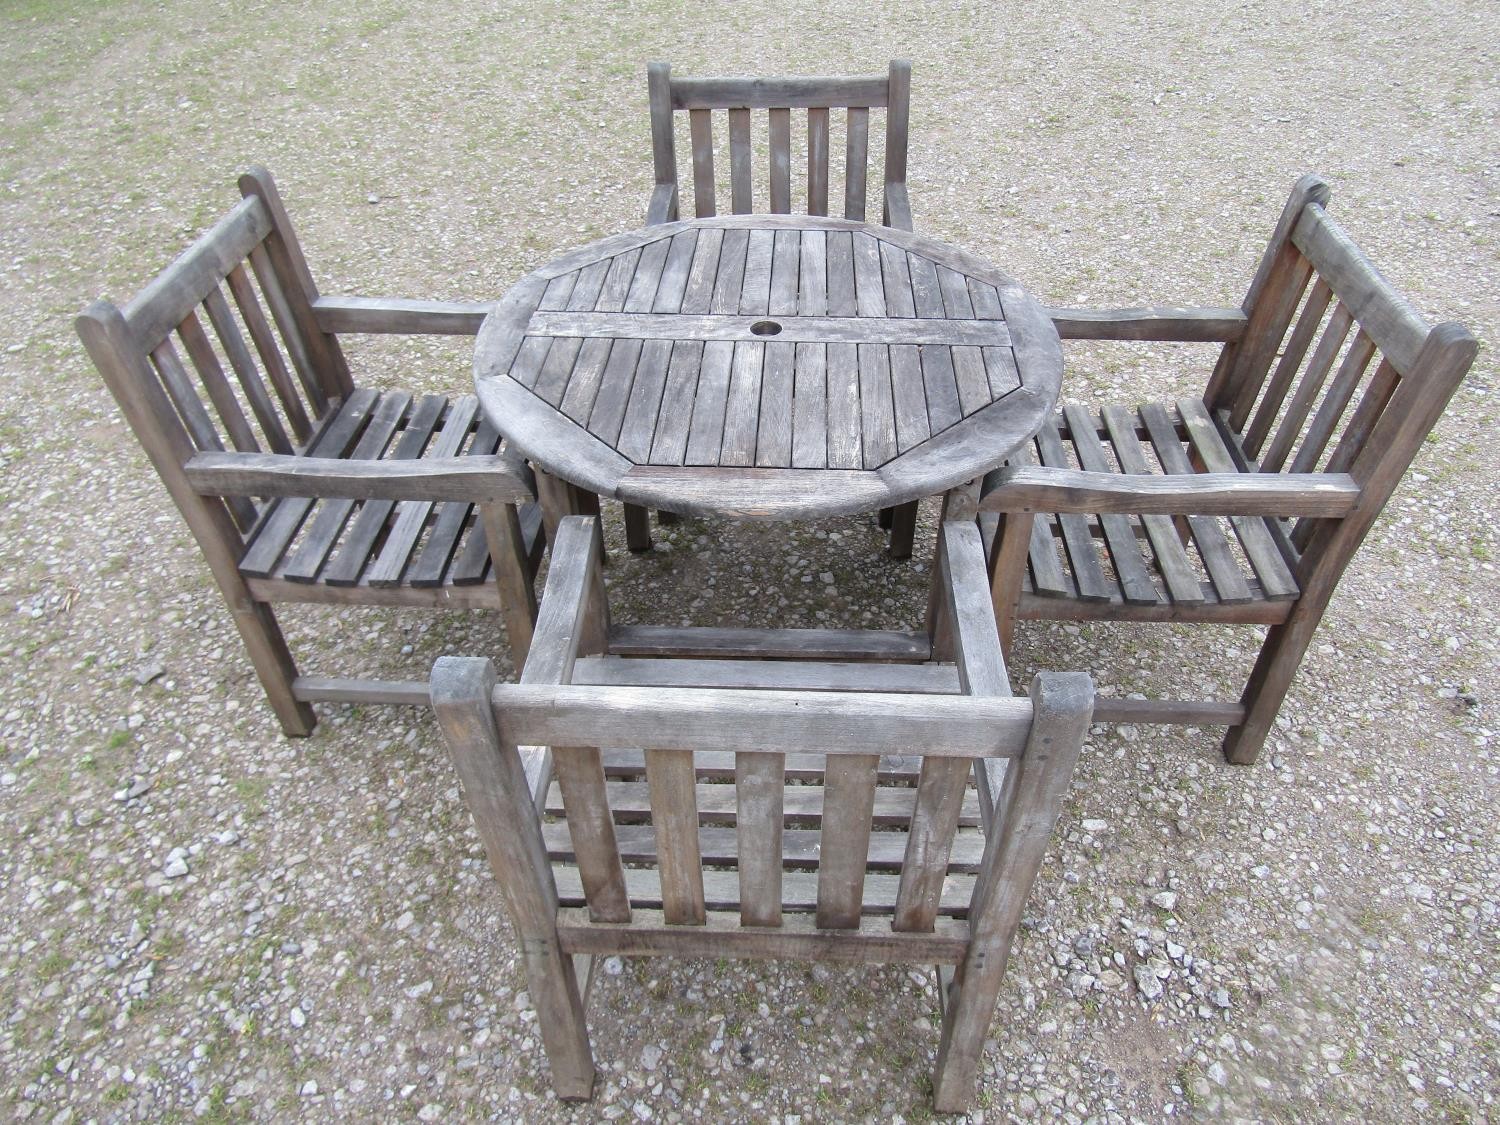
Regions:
[[474, 215, 1062, 520]]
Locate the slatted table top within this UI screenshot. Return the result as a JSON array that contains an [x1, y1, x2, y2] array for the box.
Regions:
[[474, 215, 1062, 518]]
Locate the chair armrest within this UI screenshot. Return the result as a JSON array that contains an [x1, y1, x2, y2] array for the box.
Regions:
[[979, 465, 1361, 517], [184, 451, 534, 503], [1042, 306, 1248, 342], [883, 181, 913, 231], [311, 296, 490, 336], [646, 183, 679, 226]]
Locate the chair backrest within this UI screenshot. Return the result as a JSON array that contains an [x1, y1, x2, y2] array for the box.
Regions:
[[647, 60, 910, 221], [1204, 178, 1477, 550], [76, 168, 352, 534]]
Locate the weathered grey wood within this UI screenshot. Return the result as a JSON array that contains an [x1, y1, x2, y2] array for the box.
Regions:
[[1099, 405, 1205, 604], [623, 237, 672, 313], [237, 387, 385, 578], [1045, 305, 1248, 342], [1177, 398, 1298, 599], [557, 908, 970, 965], [552, 747, 632, 924], [366, 396, 480, 586], [688, 109, 716, 218], [816, 754, 879, 929], [683, 340, 733, 465], [529, 311, 1011, 347], [879, 239, 917, 317], [844, 106, 869, 221], [177, 308, 259, 453], [647, 61, 676, 192], [1062, 403, 1161, 604], [408, 417, 500, 585], [791, 342, 829, 468], [739, 228, 773, 315], [1290, 203, 1428, 374], [239, 168, 354, 401], [799, 229, 827, 316], [1289, 329, 1376, 474], [1034, 420, 1111, 601], [755, 341, 794, 467], [728, 109, 752, 214], [311, 295, 489, 335], [1323, 356, 1398, 476], [202, 285, 292, 454], [647, 341, 704, 464], [594, 247, 641, 314], [645, 183, 678, 226], [889, 345, 929, 452], [768, 107, 791, 213], [546, 775, 980, 829], [607, 624, 930, 661], [617, 339, 673, 463], [857, 342, 897, 467], [883, 60, 911, 211], [644, 748, 707, 925], [893, 756, 971, 933], [225, 263, 312, 442], [709, 228, 749, 314], [988, 509, 1035, 652], [430, 657, 595, 1100], [557, 337, 621, 424], [720, 340, 764, 466], [920, 343, 963, 433], [1243, 279, 1335, 455], [492, 683, 1034, 758], [1138, 402, 1251, 603], [807, 107, 830, 216], [1260, 302, 1353, 473], [291, 676, 431, 705], [587, 338, 647, 446], [122, 196, 272, 350], [825, 341, 862, 469], [539, 273, 578, 312], [735, 753, 783, 927], [1203, 174, 1329, 419], [533, 336, 586, 406], [669, 75, 890, 110], [932, 673, 1092, 1112], [573, 655, 960, 694], [851, 231, 886, 316], [1089, 696, 1247, 725], [322, 395, 447, 586], [553, 862, 974, 917], [768, 228, 800, 315], [246, 241, 326, 415]]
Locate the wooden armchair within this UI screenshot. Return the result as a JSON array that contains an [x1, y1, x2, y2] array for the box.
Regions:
[[983, 175, 1478, 765], [76, 168, 545, 736], [629, 60, 922, 555], [431, 515, 1094, 1112]]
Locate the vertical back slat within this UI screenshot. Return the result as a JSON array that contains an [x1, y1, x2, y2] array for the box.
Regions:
[[223, 262, 313, 442], [1261, 302, 1354, 473], [1244, 278, 1335, 456], [807, 107, 830, 216], [815, 754, 879, 928], [844, 106, 869, 221], [892, 759, 970, 933], [150, 339, 257, 531], [1324, 357, 1399, 476], [644, 748, 706, 925], [553, 747, 632, 923], [1225, 253, 1316, 430], [247, 243, 328, 416], [176, 309, 259, 453], [728, 109, 753, 214], [735, 752, 783, 927], [688, 109, 716, 217], [768, 107, 792, 213], [1291, 329, 1376, 474], [202, 285, 292, 454]]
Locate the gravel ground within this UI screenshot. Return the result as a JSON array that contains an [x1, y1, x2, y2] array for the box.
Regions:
[[2, 1, 1496, 1121]]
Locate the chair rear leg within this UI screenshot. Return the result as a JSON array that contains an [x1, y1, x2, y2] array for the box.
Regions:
[[229, 596, 316, 736]]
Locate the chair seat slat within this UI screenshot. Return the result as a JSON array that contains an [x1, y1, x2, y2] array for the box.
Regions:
[[407, 417, 500, 586], [279, 391, 411, 582], [1035, 420, 1113, 601], [1063, 404, 1160, 605]]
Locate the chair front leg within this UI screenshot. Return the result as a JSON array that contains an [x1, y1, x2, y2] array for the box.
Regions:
[[480, 500, 538, 670]]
